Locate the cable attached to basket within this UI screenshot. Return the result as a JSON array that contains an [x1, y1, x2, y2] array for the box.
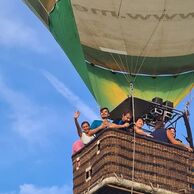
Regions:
[[130, 81, 136, 194]]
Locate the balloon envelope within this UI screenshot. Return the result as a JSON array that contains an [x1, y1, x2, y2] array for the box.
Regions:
[[23, 0, 194, 110]]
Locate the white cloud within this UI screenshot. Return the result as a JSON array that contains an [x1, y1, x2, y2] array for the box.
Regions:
[[0, 184, 72, 194], [0, 0, 48, 53], [0, 17, 47, 53], [0, 76, 60, 145], [42, 70, 98, 121], [20, 184, 72, 194]]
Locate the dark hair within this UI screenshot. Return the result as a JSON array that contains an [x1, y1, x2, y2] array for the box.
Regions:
[[168, 127, 176, 133], [122, 110, 132, 116], [100, 107, 109, 113], [135, 117, 144, 123], [81, 121, 90, 127]]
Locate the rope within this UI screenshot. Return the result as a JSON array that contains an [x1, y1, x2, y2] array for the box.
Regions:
[[130, 82, 136, 194], [110, 0, 132, 82], [78, 19, 130, 103], [114, 0, 131, 81], [115, 0, 132, 82], [117, 0, 123, 16], [78, 1, 131, 85], [73, 0, 134, 91], [184, 81, 194, 120], [80, 12, 133, 92], [110, 53, 131, 84], [183, 73, 194, 121], [131, 125, 136, 194], [133, 4, 167, 83], [38, 0, 49, 14]]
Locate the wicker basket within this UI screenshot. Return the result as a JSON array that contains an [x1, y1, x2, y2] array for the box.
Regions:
[[72, 129, 194, 194]]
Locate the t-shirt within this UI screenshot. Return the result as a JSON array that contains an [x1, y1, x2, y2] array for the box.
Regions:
[[113, 119, 124, 125], [81, 132, 95, 145], [151, 128, 169, 143], [113, 119, 131, 131], [90, 120, 103, 129]]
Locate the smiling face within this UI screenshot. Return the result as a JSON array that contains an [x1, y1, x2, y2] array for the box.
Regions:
[[135, 118, 144, 128], [81, 122, 90, 133], [100, 108, 110, 119], [122, 113, 132, 122], [169, 127, 176, 138]]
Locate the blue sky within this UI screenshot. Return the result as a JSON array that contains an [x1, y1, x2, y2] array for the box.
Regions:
[[0, 1, 99, 194], [0, 1, 193, 194]]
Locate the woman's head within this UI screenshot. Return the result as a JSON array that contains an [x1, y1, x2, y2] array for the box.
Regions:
[[81, 121, 90, 133], [135, 118, 144, 128]]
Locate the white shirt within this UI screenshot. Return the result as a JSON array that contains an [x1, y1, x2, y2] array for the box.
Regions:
[[81, 132, 95, 144]]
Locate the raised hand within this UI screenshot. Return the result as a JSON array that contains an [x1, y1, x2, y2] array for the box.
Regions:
[[74, 111, 80, 119]]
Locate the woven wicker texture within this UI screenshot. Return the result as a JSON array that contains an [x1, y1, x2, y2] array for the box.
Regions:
[[72, 129, 194, 194]]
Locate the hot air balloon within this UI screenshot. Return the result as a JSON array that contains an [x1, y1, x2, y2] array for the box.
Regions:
[[23, 0, 194, 193], [23, 0, 194, 108]]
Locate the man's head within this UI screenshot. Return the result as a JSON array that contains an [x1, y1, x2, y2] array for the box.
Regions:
[[168, 127, 176, 138], [81, 121, 90, 133], [100, 107, 110, 119], [122, 111, 132, 122]]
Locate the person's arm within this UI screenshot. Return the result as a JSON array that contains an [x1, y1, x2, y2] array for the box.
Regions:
[[166, 130, 193, 152], [74, 111, 82, 137], [88, 122, 109, 135], [109, 122, 129, 129], [134, 127, 153, 137]]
